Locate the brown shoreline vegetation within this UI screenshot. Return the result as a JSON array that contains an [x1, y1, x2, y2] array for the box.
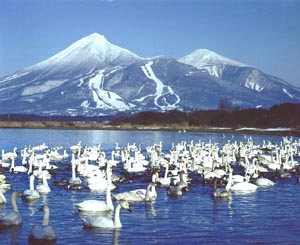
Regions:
[[0, 120, 299, 137]]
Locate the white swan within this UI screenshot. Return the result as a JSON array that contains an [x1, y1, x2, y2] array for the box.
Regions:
[[28, 205, 57, 243], [75, 183, 114, 212], [36, 170, 51, 194], [9, 156, 28, 173], [226, 168, 258, 192], [0, 192, 23, 226], [69, 154, 82, 186], [0, 187, 7, 204], [155, 163, 172, 187], [2, 147, 18, 161], [112, 182, 157, 202], [23, 174, 40, 201], [255, 177, 275, 187], [80, 201, 131, 229]]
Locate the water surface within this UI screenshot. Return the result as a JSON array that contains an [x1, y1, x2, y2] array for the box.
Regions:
[[0, 129, 299, 244]]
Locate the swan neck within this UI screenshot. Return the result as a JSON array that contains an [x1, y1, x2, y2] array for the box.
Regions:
[[11, 193, 19, 213], [72, 162, 76, 179], [43, 206, 50, 226], [145, 185, 151, 201], [106, 185, 114, 210], [0, 189, 7, 203], [114, 204, 122, 228], [226, 171, 232, 190], [43, 172, 48, 185], [30, 175, 35, 190], [164, 164, 169, 179]]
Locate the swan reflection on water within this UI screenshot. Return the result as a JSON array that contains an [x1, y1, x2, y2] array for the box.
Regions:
[[82, 226, 121, 245], [28, 205, 57, 245], [0, 224, 22, 244]]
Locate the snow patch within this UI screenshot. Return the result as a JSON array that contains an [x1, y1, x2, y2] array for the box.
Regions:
[[0, 71, 30, 83], [244, 71, 264, 92], [87, 70, 133, 111], [282, 88, 294, 98], [81, 100, 90, 108], [236, 127, 290, 132], [78, 79, 84, 87], [21, 80, 66, 96]]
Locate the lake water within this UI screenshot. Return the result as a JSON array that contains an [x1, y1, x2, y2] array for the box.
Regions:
[[0, 128, 300, 244]]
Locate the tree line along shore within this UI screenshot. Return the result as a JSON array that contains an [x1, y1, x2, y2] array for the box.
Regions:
[[0, 102, 299, 136]]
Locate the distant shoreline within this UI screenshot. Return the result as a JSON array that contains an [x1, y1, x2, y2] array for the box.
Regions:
[[0, 120, 299, 136]]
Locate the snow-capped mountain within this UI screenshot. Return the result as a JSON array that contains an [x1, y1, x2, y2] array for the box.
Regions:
[[178, 49, 247, 78], [24, 32, 141, 77], [0, 33, 299, 116]]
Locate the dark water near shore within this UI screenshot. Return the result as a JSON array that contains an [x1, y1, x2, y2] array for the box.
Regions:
[[1, 128, 300, 244]]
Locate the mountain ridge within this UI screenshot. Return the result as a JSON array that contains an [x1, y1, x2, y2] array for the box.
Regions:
[[0, 32, 299, 116]]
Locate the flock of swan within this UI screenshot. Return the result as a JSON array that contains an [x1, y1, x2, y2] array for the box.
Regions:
[[0, 135, 300, 242]]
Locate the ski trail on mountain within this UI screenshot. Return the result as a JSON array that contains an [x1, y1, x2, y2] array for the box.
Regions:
[[139, 61, 180, 110], [88, 70, 132, 110]]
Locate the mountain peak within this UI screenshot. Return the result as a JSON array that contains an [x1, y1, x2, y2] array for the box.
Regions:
[[179, 49, 248, 68], [26, 33, 141, 74], [77, 32, 110, 48]]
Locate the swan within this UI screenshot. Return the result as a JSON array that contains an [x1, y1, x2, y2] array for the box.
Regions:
[[0, 173, 6, 183], [28, 205, 57, 243], [112, 182, 157, 202], [255, 177, 275, 187], [70, 141, 81, 152], [0, 187, 7, 204], [0, 192, 23, 227], [75, 183, 114, 212], [167, 185, 183, 196], [23, 174, 40, 201], [155, 163, 173, 187], [87, 164, 117, 191], [226, 168, 258, 192], [212, 177, 231, 198], [69, 155, 82, 186], [80, 201, 131, 229], [36, 170, 51, 194], [0, 158, 11, 168], [2, 147, 18, 161], [9, 156, 28, 173]]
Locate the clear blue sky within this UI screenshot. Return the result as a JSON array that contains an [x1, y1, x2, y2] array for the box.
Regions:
[[1, 0, 300, 86]]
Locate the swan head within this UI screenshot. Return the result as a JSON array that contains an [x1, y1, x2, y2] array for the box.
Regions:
[[120, 201, 132, 213], [12, 191, 23, 198], [39, 205, 49, 213], [149, 182, 157, 187]]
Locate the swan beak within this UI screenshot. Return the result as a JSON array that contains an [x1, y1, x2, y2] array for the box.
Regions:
[[15, 192, 23, 198], [127, 206, 132, 213]]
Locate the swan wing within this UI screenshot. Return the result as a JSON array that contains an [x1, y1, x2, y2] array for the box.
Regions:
[[81, 215, 114, 228], [113, 192, 143, 202], [76, 200, 109, 212], [231, 182, 258, 192], [0, 211, 22, 226]]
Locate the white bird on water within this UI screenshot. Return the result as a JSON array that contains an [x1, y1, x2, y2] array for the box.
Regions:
[[75, 183, 115, 212], [0, 187, 7, 204], [23, 174, 40, 201], [80, 200, 132, 229], [0, 192, 23, 227], [112, 182, 157, 202]]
